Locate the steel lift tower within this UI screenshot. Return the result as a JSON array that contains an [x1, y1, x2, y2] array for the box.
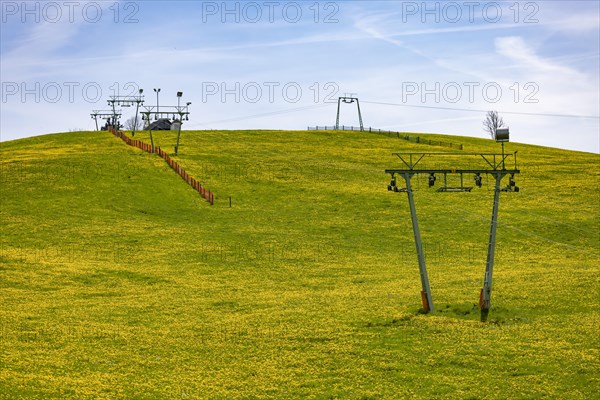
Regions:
[[140, 91, 191, 154], [91, 110, 122, 131], [107, 89, 145, 136], [335, 94, 364, 131], [385, 129, 519, 321]]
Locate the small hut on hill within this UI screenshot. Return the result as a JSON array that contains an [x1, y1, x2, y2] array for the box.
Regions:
[[147, 118, 172, 130]]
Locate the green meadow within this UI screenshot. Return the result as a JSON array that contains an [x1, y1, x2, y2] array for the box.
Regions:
[[1, 129, 598, 399]]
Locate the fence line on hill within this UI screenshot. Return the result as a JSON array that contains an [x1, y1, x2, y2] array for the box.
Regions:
[[307, 126, 463, 150], [108, 127, 214, 205]]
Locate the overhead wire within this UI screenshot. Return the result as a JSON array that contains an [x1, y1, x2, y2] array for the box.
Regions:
[[186, 103, 331, 128], [361, 100, 600, 120]]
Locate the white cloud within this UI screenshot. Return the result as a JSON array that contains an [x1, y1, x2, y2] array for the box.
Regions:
[[495, 36, 583, 76]]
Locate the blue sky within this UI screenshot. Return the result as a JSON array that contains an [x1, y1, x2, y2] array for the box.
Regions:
[[1, 0, 599, 152]]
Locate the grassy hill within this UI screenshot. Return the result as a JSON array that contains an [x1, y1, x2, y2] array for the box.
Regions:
[[1, 129, 598, 399]]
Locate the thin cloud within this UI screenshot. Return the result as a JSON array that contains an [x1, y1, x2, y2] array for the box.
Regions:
[[495, 36, 585, 77]]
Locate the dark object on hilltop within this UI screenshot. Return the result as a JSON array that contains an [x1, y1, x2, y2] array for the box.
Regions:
[[147, 118, 172, 131]]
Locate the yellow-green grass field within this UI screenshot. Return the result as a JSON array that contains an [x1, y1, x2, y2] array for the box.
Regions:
[[1, 129, 598, 399]]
